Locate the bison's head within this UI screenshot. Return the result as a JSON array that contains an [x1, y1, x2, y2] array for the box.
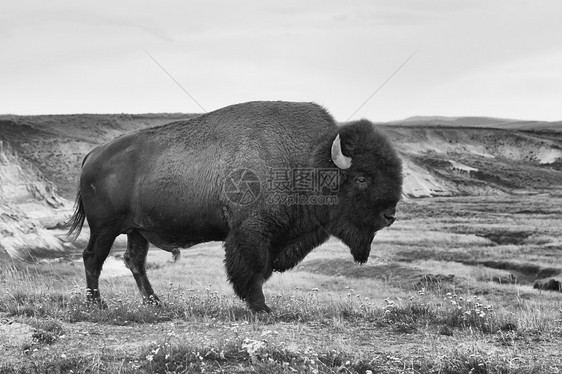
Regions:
[[317, 120, 403, 264]]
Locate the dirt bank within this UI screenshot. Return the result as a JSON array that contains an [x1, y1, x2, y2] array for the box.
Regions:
[[1, 114, 561, 260]]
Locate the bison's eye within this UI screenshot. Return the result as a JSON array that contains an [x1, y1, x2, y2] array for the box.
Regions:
[[355, 175, 368, 189]]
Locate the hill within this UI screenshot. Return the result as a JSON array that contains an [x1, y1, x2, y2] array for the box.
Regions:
[[0, 140, 67, 261], [380, 125, 562, 197], [388, 115, 562, 132], [0, 113, 198, 198], [0, 114, 197, 260], [1, 112, 561, 259]]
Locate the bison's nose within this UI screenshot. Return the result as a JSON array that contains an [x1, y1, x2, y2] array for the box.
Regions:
[[382, 207, 397, 226], [383, 213, 396, 226]]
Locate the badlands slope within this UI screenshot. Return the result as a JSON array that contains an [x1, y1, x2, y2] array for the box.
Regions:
[[383, 125, 562, 197], [0, 114, 561, 260], [0, 114, 195, 260], [0, 140, 66, 260]]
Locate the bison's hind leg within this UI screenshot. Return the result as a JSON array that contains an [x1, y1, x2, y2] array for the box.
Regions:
[[124, 230, 160, 305], [83, 227, 119, 308]]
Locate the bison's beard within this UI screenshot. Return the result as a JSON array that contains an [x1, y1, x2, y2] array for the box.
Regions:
[[328, 220, 375, 264]]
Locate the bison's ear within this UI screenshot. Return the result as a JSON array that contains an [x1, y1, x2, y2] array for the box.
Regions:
[[331, 134, 352, 169]]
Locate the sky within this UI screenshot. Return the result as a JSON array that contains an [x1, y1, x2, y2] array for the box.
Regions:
[[1, 0, 561, 122]]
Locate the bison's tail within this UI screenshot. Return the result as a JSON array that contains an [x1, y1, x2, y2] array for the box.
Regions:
[[64, 189, 86, 241]]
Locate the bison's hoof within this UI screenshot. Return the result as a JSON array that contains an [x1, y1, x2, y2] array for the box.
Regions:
[[143, 295, 161, 306], [248, 303, 272, 314], [87, 297, 108, 310]]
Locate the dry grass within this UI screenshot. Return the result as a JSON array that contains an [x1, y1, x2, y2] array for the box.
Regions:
[[1, 195, 562, 373]]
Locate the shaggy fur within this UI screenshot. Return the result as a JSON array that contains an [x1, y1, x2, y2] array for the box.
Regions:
[[67, 101, 403, 312]]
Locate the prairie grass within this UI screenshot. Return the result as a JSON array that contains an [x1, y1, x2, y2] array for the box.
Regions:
[[1, 256, 561, 373], [1, 195, 561, 373]]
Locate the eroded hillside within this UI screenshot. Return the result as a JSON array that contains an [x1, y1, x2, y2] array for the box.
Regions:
[[0, 114, 196, 198], [0, 113, 561, 260], [0, 140, 67, 260], [382, 126, 562, 197], [0, 114, 196, 260]]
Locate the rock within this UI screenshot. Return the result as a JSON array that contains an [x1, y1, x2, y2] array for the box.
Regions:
[[0, 320, 34, 348], [533, 279, 561, 292]]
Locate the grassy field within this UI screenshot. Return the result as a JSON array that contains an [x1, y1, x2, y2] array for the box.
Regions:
[[1, 194, 561, 373]]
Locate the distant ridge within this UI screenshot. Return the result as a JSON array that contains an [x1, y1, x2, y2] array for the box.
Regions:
[[384, 116, 562, 132]]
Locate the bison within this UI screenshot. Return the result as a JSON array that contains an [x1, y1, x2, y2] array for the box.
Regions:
[[67, 101, 403, 312]]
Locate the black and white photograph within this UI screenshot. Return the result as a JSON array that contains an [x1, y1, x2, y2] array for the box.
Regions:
[[1, 1, 561, 373]]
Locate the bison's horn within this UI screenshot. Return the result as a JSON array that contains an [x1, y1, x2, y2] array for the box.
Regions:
[[331, 134, 352, 169]]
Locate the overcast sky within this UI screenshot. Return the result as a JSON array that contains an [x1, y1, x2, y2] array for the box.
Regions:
[[1, 0, 561, 121]]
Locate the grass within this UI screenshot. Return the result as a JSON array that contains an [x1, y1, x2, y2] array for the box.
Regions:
[[1, 195, 562, 373]]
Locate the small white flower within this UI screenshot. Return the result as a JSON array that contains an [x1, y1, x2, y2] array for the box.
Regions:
[[261, 330, 272, 337], [242, 338, 267, 361]]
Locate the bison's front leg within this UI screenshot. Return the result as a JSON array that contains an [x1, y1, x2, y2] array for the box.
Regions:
[[224, 222, 273, 313]]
